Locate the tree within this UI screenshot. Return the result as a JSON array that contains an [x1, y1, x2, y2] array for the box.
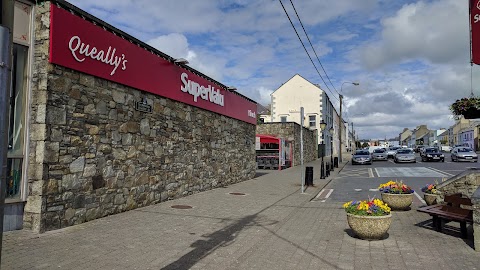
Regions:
[[361, 142, 369, 148]]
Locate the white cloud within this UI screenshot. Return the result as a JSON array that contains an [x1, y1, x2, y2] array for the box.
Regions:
[[66, 0, 480, 140], [359, 0, 470, 69]]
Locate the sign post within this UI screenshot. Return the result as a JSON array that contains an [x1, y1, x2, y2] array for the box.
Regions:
[[300, 107, 304, 193], [471, 0, 480, 65]]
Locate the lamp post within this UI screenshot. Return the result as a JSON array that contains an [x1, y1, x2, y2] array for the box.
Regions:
[[339, 82, 359, 163], [319, 120, 327, 179], [329, 126, 334, 171]]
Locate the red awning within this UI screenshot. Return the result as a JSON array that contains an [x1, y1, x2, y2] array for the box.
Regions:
[[256, 134, 280, 144]]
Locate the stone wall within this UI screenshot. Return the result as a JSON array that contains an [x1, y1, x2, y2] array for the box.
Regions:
[[437, 169, 480, 251], [436, 169, 480, 199], [256, 122, 317, 166], [472, 187, 480, 251], [23, 3, 257, 232]]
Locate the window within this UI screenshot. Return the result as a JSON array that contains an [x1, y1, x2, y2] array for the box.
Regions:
[[6, 44, 28, 200], [7, 1, 32, 200], [280, 116, 287, 122], [309, 115, 316, 127]]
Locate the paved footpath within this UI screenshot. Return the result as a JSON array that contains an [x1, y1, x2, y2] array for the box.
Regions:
[[3, 156, 480, 270]]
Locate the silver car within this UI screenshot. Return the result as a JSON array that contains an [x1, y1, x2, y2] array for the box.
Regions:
[[386, 146, 401, 158], [394, 148, 416, 163], [352, 150, 372, 165], [451, 147, 478, 162], [372, 148, 388, 161]]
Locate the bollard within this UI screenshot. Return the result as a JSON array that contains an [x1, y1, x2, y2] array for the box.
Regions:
[[325, 163, 330, 177], [305, 166, 313, 186], [334, 157, 339, 168], [320, 160, 325, 179]]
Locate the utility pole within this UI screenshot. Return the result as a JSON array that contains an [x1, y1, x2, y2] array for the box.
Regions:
[[351, 122, 354, 151], [300, 107, 304, 193], [0, 0, 14, 265], [338, 94, 343, 163]]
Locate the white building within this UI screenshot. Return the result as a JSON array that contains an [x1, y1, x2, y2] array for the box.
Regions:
[[270, 74, 339, 157]]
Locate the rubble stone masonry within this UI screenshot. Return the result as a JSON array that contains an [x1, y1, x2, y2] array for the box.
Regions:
[[256, 122, 317, 166], [23, 3, 256, 232]]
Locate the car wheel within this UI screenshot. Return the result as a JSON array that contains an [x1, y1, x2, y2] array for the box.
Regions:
[[441, 159, 445, 162]]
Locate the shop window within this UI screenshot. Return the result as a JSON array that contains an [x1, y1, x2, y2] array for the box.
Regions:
[[6, 44, 29, 199]]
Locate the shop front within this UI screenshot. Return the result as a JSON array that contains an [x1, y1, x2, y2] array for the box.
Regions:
[[7, 0, 257, 232]]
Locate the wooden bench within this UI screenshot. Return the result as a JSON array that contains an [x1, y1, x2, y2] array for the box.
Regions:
[[417, 193, 473, 238]]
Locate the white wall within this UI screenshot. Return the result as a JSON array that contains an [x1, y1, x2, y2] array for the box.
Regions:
[[271, 74, 338, 157]]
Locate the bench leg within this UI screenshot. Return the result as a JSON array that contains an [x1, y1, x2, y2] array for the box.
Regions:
[[433, 216, 442, 232], [460, 222, 468, 238]]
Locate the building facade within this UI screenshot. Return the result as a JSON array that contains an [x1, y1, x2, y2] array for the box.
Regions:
[[270, 74, 338, 158], [7, 0, 258, 232]]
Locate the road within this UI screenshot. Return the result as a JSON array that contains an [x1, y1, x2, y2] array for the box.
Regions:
[[314, 152, 479, 204]]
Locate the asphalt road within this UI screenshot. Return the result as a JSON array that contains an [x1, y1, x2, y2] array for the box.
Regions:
[[317, 152, 479, 205]]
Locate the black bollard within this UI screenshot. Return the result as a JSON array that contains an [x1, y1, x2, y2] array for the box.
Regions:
[[325, 163, 330, 177], [320, 160, 325, 179]]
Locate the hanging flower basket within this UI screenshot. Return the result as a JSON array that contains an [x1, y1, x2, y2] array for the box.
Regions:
[[450, 97, 480, 119]]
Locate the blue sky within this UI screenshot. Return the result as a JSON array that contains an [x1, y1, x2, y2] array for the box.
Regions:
[[67, 0, 480, 140]]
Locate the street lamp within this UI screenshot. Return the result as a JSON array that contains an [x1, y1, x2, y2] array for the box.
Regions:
[[174, 58, 189, 65], [329, 126, 334, 171], [319, 120, 327, 179], [338, 81, 359, 163]]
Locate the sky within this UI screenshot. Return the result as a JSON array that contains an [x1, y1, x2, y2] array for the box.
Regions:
[[67, 0, 480, 140]]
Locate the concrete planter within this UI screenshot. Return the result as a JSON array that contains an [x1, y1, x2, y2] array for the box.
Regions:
[[381, 193, 413, 210], [424, 193, 438, 206], [346, 213, 392, 240]]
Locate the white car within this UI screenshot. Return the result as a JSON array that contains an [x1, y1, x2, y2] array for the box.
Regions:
[[386, 147, 401, 158]]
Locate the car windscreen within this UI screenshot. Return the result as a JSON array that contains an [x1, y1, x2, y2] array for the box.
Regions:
[[425, 148, 437, 153], [355, 151, 369, 155], [458, 148, 473, 152], [397, 149, 412, 154], [373, 149, 385, 153]]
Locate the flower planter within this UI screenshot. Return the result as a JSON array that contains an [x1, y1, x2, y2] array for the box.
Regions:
[[462, 108, 480, 119], [381, 193, 413, 210], [346, 213, 392, 240], [423, 193, 438, 206]]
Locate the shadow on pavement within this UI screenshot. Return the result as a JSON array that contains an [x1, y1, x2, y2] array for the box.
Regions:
[[160, 189, 341, 270], [343, 229, 390, 241], [414, 219, 475, 249]]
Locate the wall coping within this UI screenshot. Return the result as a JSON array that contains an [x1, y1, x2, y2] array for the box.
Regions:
[[437, 168, 480, 192]]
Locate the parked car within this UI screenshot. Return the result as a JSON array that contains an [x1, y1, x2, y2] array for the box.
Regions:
[[394, 148, 416, 163], [372, 148, 388, 161], [451, 144, 470, 152], [440, 145, 451, 152], [351, 150, 372, 165], [451, 147, 478, 162], [386, 146, 401, 158], [421, 147, 445, 162], [414, 145, 427, 153]]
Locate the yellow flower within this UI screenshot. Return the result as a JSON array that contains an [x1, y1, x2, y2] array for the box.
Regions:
[[343, 201, 352, 208]]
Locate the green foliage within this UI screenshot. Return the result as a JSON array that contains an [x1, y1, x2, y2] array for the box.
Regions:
[[450, 97, 480, 116]]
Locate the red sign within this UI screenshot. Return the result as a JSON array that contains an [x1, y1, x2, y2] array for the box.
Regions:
[[49, 5, 257, 124], [471, 0, 480, 65]]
